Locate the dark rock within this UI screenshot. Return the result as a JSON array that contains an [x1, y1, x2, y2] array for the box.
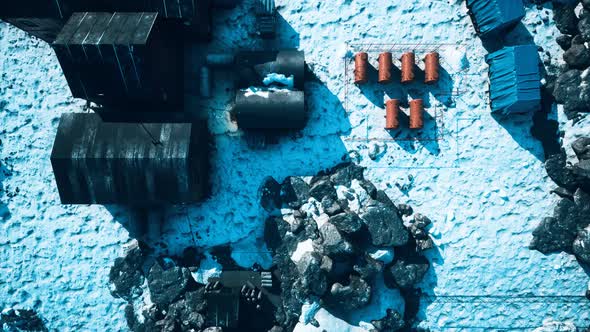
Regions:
[[264, 217, 284, 252], [360, 202, 409, 247], [574, 188, 590, 217], [268, 326, 284, 332], [330, 163, 365, 186], [324, 275, 371, 311], [573, 159, 590, 188], [359, 179, 378, 199], [553, 69, 590, 114], [556, 34, 573, 50], [353, 255, 383, 280], [309, 177, 337, 200], [384, 256, 429, 289], [573, 226, 590, 264], [579, 14, 590, 41], [280, 177, 310, 208], [375, 190, 397, 209], [321, 196, 343, 216], [551, 186, 574, 199], [416, 237, 435, 252], [586, 288, 590, 300], [318, 222, 354, 257], [165, 298, 206, 331], [564, 44, 590, 69], [210, 245, 241, 270], [147, 263, 193, 308], [259, 176, 282, 212], [370, 309, 405, 332], [109, 246, 145, 301], [413, 214, 432, 229], [584, 0, 590, 9], [554, 3, 579, 35], [545, 152, 579, 191], [202, 328, 223, 332], [0, 309, 48, 332], [329, 212, 363, 234], [572, 137, 590, 160], [185, 288, 207, 313], [397, 204, 413, 217], [409, 224, 429, 240], [572, 34, 585, 45], [530, 199, 580, 254], [180, 247, 204, 269], [294, 252, 328, 296]]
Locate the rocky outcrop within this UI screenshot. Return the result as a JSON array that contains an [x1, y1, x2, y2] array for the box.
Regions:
[[0, 308, 48, 332], [263, 162, 436, 332]]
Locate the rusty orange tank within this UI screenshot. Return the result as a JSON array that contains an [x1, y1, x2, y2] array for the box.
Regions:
[[354, 52, 369, 84], [401, 52, 415, 84], [378, 52, 393, 84], [424, 52, 440, 84], [409, 99, 424, 129], [385, 99, 400, 129]]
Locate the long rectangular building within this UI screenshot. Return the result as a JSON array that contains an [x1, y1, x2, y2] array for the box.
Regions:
[[51, 113, 209, 205]]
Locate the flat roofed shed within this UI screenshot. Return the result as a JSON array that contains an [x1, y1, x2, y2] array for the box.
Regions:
[[485, 45, 541, 115], [466, 0, 525, 37]]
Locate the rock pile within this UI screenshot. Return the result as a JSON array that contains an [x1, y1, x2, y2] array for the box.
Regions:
[[0, 308, 47, 332], [544, 0, 590, 121], [261, 162, 436, 331], [532, 138, 590, 262]]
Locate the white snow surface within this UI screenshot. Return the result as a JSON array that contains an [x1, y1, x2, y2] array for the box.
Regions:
[[1, 1, 590, 331]]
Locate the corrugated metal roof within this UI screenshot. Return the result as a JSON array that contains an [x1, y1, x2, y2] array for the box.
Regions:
[[466, 0, 525, 36]]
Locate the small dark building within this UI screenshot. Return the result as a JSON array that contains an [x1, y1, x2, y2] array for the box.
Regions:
[[52, 12, 184, 120], [466, 0, 524, 37], [485, 45, 541, 115], [51, 113, 209, 205]]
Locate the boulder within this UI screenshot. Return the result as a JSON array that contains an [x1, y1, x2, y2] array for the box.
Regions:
[[573, 225, 590, 264], [324, 275, 371, 311], [572, 137, 590, 161], [384, 256, 429, 289], [553, 69, 590, 114], [147, 263, 193, 308], [530, 202, 579, 254], [579, 14, 590, 41], [573, 159, 590, 188], [370, 309, 405, 332], [109, 246, 145, 301], [353, 255, 383, 280], [0, 309, 47, 332], [259, 176, 282, 212], [329, 212, 364, 235], [416, 237, 435, 252], [360, 202, 409, 247], [164, 298, 206, 331], [359, 179, 378, 199], [294, 252, 328, 296], [556, 34, 573, 50], [554, 3, 579, 35], [563, 44, 590, 69], [280, 177, 310, 208], [413, 214, 432, 229], [309, 177, 337, 200], [545, 152, 579, 191], [185, 288, 207, 313], [330, 163, 365, 186], [320, 196, 343, 216], [318, 222, 354, 257], [397, 204, 413, 217]]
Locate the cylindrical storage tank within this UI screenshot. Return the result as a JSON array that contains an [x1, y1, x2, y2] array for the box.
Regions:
[[401, 52, 415, 84], [424, 52, 440, 84], [234, 88, 305, 129], [385, 99, 400, 129], [354, 52, 369, 84], [378, 52, 393, 84], [409, 99, 424, 129]]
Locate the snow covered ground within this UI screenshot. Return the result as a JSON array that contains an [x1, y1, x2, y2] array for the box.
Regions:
[[1, 0, 590, 330]]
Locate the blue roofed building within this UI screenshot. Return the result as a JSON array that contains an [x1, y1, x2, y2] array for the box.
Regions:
[[485, 45, 541, 115], [466, 0, 525, 36]]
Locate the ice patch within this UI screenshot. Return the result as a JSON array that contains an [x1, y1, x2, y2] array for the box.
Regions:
[[191, 252, 222, 284], [300, 301, 321, 324], [368, 248, 394, 264], [532, 319, 577, 332], [263, 73, 294, 88], [293, 308, 372, 332]]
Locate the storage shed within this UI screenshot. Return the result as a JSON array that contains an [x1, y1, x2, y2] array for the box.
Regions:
[[51, 113, 210, 205], [466, 0, 525, 36], [485, 45, 541, 115]]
